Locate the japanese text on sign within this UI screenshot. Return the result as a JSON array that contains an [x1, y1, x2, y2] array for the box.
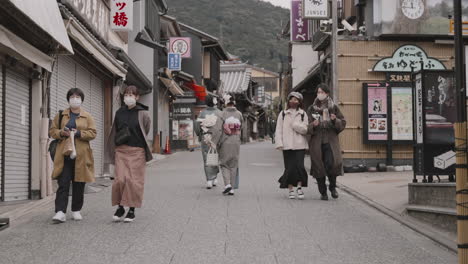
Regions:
[[373, 45, 446, 72], [291, 0, 309, 42], [111, 0, 133, 31]]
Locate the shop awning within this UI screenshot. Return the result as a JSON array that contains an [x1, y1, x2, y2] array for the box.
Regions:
[[160, 77, 185, 96], [0, 25, 54, 71], [292, 61, 322, 92], [65, 16, 127, 78], [7, 0, 73, 54]]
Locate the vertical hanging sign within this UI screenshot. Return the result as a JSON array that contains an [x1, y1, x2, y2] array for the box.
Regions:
[[111, 0, 133, 31], [291, 0, 309, 42]]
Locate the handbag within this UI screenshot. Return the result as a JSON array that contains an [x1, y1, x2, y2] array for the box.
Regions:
[[115, 126, 131, 146], [48, 110, 63, 161], [205, 147, 219, 167], [62, 135, 73, 156]]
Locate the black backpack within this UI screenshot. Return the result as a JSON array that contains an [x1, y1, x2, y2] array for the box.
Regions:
[[48, 111, 64, 161]]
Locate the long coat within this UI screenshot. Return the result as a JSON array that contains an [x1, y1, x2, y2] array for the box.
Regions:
[[105, 105, 153, 165], [306, 105, 346, 178], [50, 109, 97, 182]]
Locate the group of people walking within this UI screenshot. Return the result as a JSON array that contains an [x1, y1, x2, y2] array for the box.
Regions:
[[275, 84, 346, 200], [50, 86, 152, 223], [48, 83, 344, 224]]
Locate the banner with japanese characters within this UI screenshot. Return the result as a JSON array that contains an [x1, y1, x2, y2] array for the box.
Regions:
[[111, 0, 133, 31], [291, 0, 309, 42]]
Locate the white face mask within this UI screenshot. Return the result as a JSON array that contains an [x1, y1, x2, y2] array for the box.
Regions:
[[124, 95, 137, 107], [69, 97, 82, 108], [317, 94, 328, 101], [213, 98, 218, 105]]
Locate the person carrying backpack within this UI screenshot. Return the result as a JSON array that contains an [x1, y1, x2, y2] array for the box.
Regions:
[[275, 92, 309, 199], [195, 95, 222, 189]]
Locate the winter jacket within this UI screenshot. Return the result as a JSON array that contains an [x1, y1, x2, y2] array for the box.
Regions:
[[306, 104, 346, 178], [105, 103, 153, 164], [49, 109, 97, 182], [275, 108, 309, 150]]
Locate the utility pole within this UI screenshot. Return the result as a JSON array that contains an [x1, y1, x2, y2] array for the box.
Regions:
[[453, 0, 468, 262], [331, 0, 338, 101]]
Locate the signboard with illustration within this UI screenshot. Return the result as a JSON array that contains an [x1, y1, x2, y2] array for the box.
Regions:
[[373, 45, 446, 72], [373, 0, 468, 36], [291, 0, 309, 42], [413, 70, 456, 176], [169, 37, 192, 58], [303, 0, 329, 19], [392, 87, 413, 141], [363, 83, 389, 143]]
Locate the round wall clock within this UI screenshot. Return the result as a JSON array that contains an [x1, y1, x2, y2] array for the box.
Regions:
[[401, 0, 425, 20]]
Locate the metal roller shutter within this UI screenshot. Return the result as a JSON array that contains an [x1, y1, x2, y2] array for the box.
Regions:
[[90, 75, 104, 176], [50, 57, 76, 119], [0, 66, 3, 200], [4, 68, 30, 201]]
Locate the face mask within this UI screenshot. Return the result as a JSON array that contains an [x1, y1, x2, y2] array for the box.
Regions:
[[289, 101, 299, 109], [124, 96, 137, 107], [317, 94, 328, 101], [69, 97, 82, 108], [213, 98, 218, 105]]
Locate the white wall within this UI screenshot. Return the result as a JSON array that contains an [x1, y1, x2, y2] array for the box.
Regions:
[[291, 43, 319, 88]]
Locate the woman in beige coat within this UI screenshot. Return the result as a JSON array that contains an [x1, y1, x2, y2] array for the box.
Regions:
[[50, 88, 97, 223], [106, 86, 152, 223], [275, 92, 309, 199]]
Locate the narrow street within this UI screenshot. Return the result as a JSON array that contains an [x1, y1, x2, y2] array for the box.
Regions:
[[0, 142, 456, 264]]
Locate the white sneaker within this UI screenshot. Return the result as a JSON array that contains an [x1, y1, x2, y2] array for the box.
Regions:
[[213, 179, 218, 187], [72, 211, 83, 221], [297, 188, 305, 200], [288, 191, 296, 199], [206, 180, 213, 189], [228, 189, 235, 196], [52, 211, 66, 223]]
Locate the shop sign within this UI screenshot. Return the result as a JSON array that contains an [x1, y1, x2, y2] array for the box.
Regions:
[[303, 0, 329, 20], [291, 0, 309, 42], [172, 103, 193, 119], [62, 0, 110, 41], [414, 73, 423, 144], [386, 73, 411, 83], [170, 37, 192, 58], [373, 45, 446, 72], [110, 0, 133, 31], [168, 53, 182, 71]]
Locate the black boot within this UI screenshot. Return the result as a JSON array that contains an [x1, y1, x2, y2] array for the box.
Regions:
[[320, 194, 329, 201], [330, 189, 339, 199]]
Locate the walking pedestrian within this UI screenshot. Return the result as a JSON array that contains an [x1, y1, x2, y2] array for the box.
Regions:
[[50, 88, 97, 223], [106, 86, 153, 222], [195, 95, 222, 189], [269, 116, 277, 144], [275, 92, 309, 199], [213, 96, 243, 196], [306, 84, 346, 200]]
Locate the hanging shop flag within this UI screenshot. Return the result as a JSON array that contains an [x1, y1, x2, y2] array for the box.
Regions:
[[363, 83, 389, 143], [303, 0, 329, 20], [111, 0, 133, 31], [291, 0, 309, 42]]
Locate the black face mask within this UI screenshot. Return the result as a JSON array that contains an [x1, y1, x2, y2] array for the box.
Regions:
[[289, 101, 299, 109]]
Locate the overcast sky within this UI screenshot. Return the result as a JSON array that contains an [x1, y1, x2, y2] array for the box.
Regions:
[[263, 0, 290, 9]]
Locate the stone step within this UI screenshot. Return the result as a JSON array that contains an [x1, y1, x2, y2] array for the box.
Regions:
[[406, 205, 456, 233], [408, 183, 456, 209]]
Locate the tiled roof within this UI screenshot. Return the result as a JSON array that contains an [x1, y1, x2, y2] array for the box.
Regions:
[[220, 64, 252, 94]]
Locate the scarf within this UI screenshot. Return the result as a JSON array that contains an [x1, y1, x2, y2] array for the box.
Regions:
[[312, 96, 335, 114]]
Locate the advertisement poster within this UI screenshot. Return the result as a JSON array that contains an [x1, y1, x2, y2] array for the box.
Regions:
[[392, 87, 413, 141], [172, 120, 179, 140], [367, 84, 388, 141]]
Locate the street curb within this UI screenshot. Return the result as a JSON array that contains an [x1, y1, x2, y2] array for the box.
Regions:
[[0, 195, 56, 225], [338, 183, 457, 253], [147, 152, 179, 167]]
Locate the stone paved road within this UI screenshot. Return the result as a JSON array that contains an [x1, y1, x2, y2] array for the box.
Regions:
[[0, 142, 457, 264]]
